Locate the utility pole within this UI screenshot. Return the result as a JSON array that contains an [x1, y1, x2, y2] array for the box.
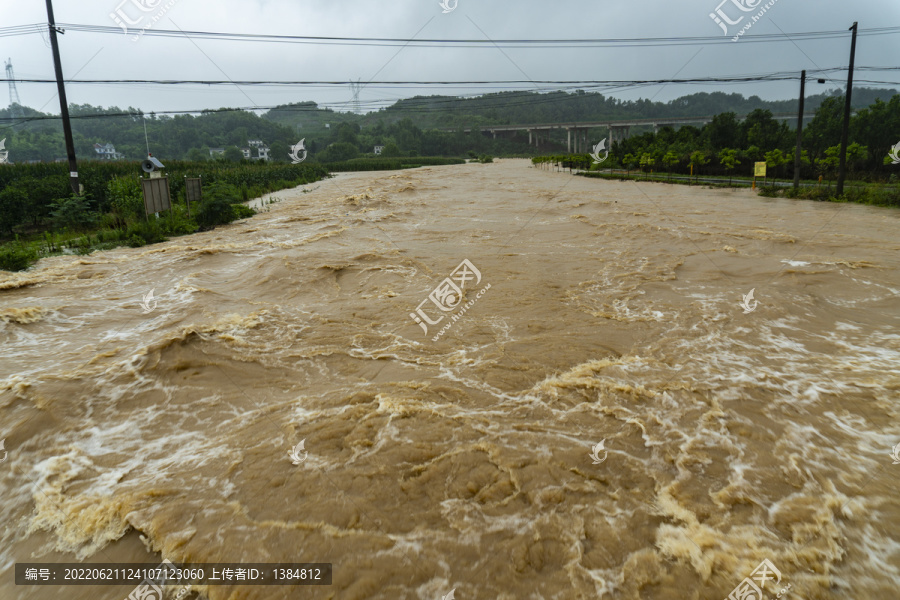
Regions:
[[793, 70, 805, 190], [45, 0, 80, 194], [836, 22, 858, 197]]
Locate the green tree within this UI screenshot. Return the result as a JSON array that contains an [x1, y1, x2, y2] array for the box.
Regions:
[[705, 112, 740, 151], [317, 142, 359, 162], [816, 145, 841, 183], [764, 149, 789, 183], [224, 146, 244, 162], [639, 152, 655, 176], [336, 122, 360, 146], [0, 186, 27, 234], [804, 97, 844, 157], [662, 151, 679, 180], [381, 142, 402, 158], [622, 153, 639, 175], [852, 96, 900, 174], [107, 177, 144, 228], [742, 109, 781, 151], [195, 182, 241, 229], [718, 148, 740, 185], [268, 141, 289, 162], [186, 148, 208, 162], [50, 195, 98, 231], [689, 150, 709, 183], [845, 142, 869, 180], [744, 145, 763, 163]]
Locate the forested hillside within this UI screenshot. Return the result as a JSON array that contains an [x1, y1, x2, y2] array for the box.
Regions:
[[0, 86, 897, 163]]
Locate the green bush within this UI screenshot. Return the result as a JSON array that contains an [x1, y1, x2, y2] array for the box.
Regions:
[[0, 161, 328, 238], [107, 177, 144, 227], [317, 142, 360, 163], [195, 182, 241, 229], [126, 233, 147, 248], [162, 212, 198, 236], [326, 157, 464, 173], [50, 195, 99, 231], [381, 142, 402, 158], [0, 244, 37, 271], [232, 204, 255, 219], [126, 220, 168, 246], [126, 234, 145, 248], [0, 186, 27, 234]]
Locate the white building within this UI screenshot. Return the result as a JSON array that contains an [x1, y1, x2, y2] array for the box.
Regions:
[[246, 140, 270, 160], [374, 145, 385, 155], [93, 142, 123, 160]]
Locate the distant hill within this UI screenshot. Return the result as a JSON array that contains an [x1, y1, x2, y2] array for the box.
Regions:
[[1, 86, 896, 162], [262, 87, 900, 131]]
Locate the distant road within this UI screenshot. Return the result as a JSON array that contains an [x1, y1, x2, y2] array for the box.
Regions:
[[550, 168, 895, 191]]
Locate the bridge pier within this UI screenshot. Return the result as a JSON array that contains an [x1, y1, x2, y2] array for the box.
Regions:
[[567, 128, 571, 153], [609, 125, 630, 145]]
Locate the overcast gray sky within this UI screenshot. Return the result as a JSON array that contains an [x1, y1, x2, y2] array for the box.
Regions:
[[3, 0, 899, 116]]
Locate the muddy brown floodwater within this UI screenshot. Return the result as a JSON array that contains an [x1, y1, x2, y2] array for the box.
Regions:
[[1, 159, 899, 600]]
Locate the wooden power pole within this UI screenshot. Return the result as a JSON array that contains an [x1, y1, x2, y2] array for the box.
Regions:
[[45, 0, 80, 195], [836, 22, 858, 197], [793, 70, 805, 190]]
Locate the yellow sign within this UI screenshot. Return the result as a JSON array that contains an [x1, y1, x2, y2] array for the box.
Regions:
[[754, 162, 767, 177]]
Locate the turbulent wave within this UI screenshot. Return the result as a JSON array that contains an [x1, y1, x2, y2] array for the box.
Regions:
[[1, 161, 898, 599]]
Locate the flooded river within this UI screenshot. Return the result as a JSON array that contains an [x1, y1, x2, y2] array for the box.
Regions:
[[1, 159, 898, 599]]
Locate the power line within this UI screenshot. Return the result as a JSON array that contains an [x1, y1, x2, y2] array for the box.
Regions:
[[0, 22, 896, 48], [1, 70, 896, 129], [4, 68, 897, 86]]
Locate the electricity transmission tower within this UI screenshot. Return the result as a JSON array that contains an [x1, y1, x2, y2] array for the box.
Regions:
[[5, 58, 22, 118], [349, 79, 362, 114]]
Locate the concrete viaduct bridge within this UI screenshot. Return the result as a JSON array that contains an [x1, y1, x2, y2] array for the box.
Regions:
[[440, 113, 817, 153]]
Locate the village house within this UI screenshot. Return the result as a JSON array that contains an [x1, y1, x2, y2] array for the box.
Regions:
[[93, 143, 124, 160], [247, 139, 270, 160]]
